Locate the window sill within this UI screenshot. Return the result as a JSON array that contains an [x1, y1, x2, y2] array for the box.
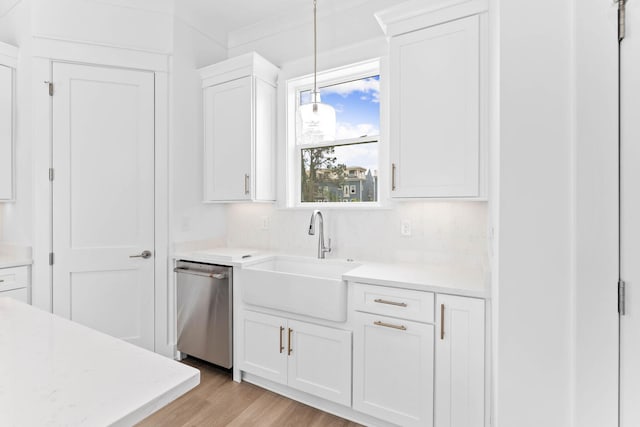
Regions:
[[277, 201, 394, 211]]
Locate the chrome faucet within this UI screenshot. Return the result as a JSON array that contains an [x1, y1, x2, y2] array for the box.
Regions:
[[308, 210, 332, 259]]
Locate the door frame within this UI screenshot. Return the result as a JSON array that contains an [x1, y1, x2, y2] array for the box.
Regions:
[[574, 1, 619, 426], [30, 37, 174, 357]]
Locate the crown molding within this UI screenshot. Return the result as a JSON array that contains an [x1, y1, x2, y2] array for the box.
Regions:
[[375, 0, 488, 37]]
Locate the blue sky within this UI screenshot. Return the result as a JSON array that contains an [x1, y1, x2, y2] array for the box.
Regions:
[[301, 75, 380, 172]]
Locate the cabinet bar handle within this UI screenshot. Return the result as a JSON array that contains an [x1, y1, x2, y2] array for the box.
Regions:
[[374, 320, 407, 331], [440, 304, 445, 340], [279, 326, 285, 353], [244, 174, 250, 195], [0, 279, 4, 283], [391, 163, 396, 191], [287, 328, 293, 355], [374, 298, 407, 307]]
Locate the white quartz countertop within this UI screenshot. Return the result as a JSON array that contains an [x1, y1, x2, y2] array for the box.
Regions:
[[175, 248, 488, 298], [173, 249, 274, 267], [0, 256, 32, 269], [343, 262, 488, 298], [0, 298, 199, 426]]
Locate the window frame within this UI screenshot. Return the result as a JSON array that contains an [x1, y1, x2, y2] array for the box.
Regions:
[[285, 59, 382, 209]]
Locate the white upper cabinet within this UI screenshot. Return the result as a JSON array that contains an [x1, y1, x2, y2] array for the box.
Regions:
[[378, 1, 487, 199], [200, 52, 278, 202], [0, 42, 17, 202]]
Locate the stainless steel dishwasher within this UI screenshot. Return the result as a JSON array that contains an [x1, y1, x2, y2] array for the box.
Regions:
[[174, 261, 232, 368]]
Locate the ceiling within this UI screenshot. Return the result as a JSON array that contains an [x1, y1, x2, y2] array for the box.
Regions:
[[176, 0, 372, 48]]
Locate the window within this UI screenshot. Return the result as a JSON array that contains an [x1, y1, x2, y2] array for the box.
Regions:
[[287, 60, 380, 206]]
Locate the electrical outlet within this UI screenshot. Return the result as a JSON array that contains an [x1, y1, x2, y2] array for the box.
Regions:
[[401, 220, 412, 236], [260, 216, 270, 230]]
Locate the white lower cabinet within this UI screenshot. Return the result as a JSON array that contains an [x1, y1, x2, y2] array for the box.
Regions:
[[0, 266, 30, 303], [240, 310, 288, 384], [435, 294, 485, 427], [353, 311, 435, 427], [239, 310, 352, 405]]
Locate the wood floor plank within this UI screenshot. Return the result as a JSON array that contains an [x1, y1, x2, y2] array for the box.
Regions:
[[136, 357, 363, 427], [225, 392, 294, 427]]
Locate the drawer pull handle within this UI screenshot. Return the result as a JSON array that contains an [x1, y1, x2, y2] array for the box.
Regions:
[[374, 298, 407, 307], [374, 320, 407, 331], [0, 279, 4, 283], [441, 304, 445, 340], [244, 174, 250, 195], [392, 163, 397, 191], [279, 326, 285, 354]]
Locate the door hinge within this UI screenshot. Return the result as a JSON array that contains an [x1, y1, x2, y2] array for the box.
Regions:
[[619, 279, 626, 315], [619, 0, 627, 42], [49, 252, 54, 266], [48, 168, 54, 182], [44, 81, 54, 96]]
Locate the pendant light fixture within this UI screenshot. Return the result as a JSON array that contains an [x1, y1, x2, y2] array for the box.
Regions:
[[297, 0, 336, 144]]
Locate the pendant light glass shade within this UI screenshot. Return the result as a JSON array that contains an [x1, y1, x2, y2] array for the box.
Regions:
[[296, 0, 336, 144], [297, 91, 336, 144]]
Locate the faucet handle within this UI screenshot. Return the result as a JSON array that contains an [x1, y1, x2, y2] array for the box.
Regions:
[[325, 238, 332, 253]]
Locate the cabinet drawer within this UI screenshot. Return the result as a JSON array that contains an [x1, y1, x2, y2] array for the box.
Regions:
[[0, 266, 29, 292], [352, 283, 434, 323], [0, 287, 28, 303]]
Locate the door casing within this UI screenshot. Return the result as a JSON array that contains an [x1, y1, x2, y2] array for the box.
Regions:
[[30, 39, 173, 357]]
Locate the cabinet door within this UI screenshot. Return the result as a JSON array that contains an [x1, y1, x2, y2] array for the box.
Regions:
[[353, 311, 434, 427], [239, 311, 287, 385], [0, 65, 13, 201], [203, 76, 252, 201], [287, 320, 352, 406], [390, 15, 480, 198], [435, 295, 485, 427]]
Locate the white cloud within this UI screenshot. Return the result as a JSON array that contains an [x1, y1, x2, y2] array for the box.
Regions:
[[322, 77, 380, 99], [335, 122, 380, 140]]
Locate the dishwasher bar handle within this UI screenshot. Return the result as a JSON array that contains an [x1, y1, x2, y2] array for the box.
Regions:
[[174, 267, 227, 280]]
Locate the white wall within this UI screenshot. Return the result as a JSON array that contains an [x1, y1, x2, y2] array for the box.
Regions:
[[495, 0, 574, 425], [169, 15, 228, 244], [31, 0, 173, 53], [228, 202, 488, 266]]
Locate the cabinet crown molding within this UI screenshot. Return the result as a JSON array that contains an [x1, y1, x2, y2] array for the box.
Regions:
[[199, 51, 279, 89], [375, 0, 488, 37]]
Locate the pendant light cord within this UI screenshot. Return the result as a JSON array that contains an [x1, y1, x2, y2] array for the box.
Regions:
[[313, 0, 318, 95]]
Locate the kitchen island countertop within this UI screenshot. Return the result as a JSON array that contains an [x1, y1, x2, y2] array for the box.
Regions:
[[0, 298, 199, 426]]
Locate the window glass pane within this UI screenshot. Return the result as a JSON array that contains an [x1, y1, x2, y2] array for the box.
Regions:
[[300, 75, 380, 141], [301, 142, 378, 203]]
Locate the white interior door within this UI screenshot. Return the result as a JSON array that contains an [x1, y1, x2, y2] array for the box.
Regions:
[[621, 1, 640, 425], [52, 62, 155, 351]]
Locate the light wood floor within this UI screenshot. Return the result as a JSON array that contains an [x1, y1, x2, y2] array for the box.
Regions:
[[137, 357, 363, 427]]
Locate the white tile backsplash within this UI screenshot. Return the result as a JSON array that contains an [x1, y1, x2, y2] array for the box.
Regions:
[[226, 202, 488, 268]]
